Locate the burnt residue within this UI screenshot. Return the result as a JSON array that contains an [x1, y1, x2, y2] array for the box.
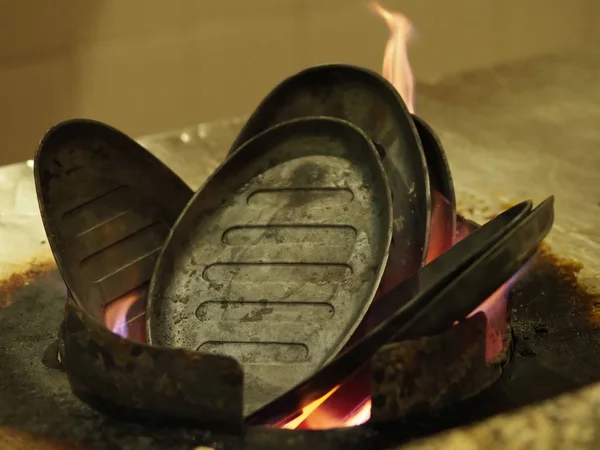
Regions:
[[0, 427, 82, 450], [535, 244, 600, 325], [61, 296, 245, 431], [508, 246, 600, 385], [371, 313, 505, 423], [0, 261, 56, 308], [0, 269, 246, 450]]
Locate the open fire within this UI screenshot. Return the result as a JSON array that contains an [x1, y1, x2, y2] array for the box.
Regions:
[[100, 1, 519, 431]]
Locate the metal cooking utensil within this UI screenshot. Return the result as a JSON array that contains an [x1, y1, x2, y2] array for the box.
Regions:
[[412, 115, 457, 263], [147, 117, 393, 415], [34, 119, 192, 318], [36, 119, 242, 428], [247, 197, 554, 425], [412, 115, 455, 208], [229, 64, 430, 295]]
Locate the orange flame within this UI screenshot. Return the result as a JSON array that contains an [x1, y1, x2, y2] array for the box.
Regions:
[[104, 288, 146, 343], [281, 386, 340, 429], [369, 0, 416, 113]]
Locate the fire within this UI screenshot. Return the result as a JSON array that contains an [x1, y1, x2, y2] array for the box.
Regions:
[[281, 386, 340, 429], [368, 0, 416, 113], [104, 288, 146, 342]]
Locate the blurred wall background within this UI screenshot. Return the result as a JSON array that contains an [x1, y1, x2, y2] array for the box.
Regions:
[[0, 0, 597, 165]]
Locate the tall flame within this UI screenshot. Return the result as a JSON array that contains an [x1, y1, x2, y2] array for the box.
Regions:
[[369, 0, 416, 113]]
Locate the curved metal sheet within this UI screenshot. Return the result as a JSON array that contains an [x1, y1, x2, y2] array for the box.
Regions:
[[147, 117, 393, 415], [34, 119, 192, 317]]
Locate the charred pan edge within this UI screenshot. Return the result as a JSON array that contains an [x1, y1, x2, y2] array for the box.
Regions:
[[371, 312, 511, 422], [60, 287, 506, 431], [412, 115, 456, 209], [60, 293, 244, 430]]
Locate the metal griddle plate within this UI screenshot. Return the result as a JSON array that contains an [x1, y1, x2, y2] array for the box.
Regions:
[[229, 64, 430, 296], [147, 117, 393, 415], [34, 119, 192, 319]]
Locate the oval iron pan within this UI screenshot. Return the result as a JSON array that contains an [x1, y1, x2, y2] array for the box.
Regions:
[[247, 197, 554, 425], [34, 119, 193, 320], [412, 115, 457, 263], [147, 117, 393, 415], [228, 64, 430, 295]]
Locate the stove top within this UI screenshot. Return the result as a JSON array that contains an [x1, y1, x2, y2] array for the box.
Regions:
[[1, 51, 600, 449]]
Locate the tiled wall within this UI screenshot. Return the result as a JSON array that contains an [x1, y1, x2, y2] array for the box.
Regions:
[[0, 0, 594, 165]]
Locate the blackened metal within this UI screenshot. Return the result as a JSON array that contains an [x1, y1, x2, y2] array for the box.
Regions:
[[229, 64, 431, 296], [406, 198, 551, 337], [59, 294, 244, 430], [33, 119, 248, 429], [147, 117, 393, 415], [246, 198, 553, 425], [412, 115, 455, 208], [349, 202, 530, 341], [283, 303, 512, 429], [370, 313, 506, 422], [413, 115, 457, 262], [34, 119, 193, 319]]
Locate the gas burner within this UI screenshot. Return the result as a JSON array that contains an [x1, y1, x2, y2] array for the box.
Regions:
[[10, 61, 600, 450]]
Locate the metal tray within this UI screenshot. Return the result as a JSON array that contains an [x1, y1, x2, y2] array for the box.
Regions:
[[34, 119, 192, 317], [147, 117, 393, 414]]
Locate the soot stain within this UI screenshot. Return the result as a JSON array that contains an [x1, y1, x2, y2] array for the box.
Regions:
[[0, 261, 56, 309], [240, 307, 274, 323], [509, 243, 600, 386]]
